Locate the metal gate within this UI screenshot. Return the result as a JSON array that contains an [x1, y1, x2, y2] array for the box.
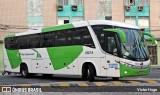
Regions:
[[148, 46, 157, 65]]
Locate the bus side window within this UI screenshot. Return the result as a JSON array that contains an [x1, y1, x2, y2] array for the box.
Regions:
[[55, 31, 66, 46], [43, 32, 55, 47], [16, 36, 27, 49], [96, 33, 105, 50], [73, 27, 95, 48], [64, 30, 72, 46], [106, 36, 118, 56], [5, 37, 16, 50], [73, 29, 83, 45], [28, 34, 41, 48]]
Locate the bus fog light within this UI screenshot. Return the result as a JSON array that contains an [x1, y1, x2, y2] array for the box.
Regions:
[[124, 71, 128, 74]]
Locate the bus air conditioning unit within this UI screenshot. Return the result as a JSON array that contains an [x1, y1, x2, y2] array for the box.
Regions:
[[138, 6, 143, 11], [72, 5, 78, 11], [124, 5, 130, 12], [57, 4, 63, 11]]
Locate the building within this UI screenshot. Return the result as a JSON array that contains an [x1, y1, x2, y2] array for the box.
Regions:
[[0, 0, 160, 69]]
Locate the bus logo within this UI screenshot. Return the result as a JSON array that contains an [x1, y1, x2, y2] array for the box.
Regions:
[[2, 87, 11, 92]]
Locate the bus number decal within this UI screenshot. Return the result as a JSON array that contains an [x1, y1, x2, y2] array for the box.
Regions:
[[85, 51, 93, 54]]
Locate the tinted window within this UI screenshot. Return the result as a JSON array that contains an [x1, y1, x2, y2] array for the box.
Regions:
[[92, 25, 118, 56], [55, 31, 66, 46], [42, 32, 55, 47], [5, 37, 16, 50], [16, 36, 27, 49], [27, 34, 41, 48], [5, 27, 95, 50], [73, 27, 95, 48]]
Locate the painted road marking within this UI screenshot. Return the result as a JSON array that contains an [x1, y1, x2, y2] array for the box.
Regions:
[[40, 83, 51, 86], [1, 80, 159, 87], [128, 81, 140, 84], [77, 82, 88, 86], [93, 82, 106, 86], [59, 83, 70, 87], [144, 80, 158, 84], [111, 81, 123, 85]]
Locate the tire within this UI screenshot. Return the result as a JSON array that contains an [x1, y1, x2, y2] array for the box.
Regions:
[[112, 77, 119, 80], [88, 64, 96, 82], [42, 74, 53, 77], [82, 66, 88, 80], [20, 64, 31, 78]]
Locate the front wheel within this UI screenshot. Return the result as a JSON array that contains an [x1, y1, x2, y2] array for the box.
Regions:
[[88, 64, 96, 82]]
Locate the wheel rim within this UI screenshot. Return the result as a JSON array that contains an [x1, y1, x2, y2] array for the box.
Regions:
[[87, 69, 90, 79], [22, 69, 27, 76]]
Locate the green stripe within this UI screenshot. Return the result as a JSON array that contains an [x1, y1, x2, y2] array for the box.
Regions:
[[42, 24, 74, 33], [6, 49, 22, 69], [5, 34, 22, 69], [47, 46, 83, 70]]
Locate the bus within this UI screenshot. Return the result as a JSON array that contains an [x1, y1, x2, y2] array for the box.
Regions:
[[3, 20, 156, 81]]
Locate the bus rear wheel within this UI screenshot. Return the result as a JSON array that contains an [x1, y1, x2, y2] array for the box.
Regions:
[[20, 64, 33, 78]]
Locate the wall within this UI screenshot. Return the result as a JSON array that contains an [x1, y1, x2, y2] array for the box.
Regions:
[[44, 0, 57, 26], [150, 0, 160, 38], [0, 0, 28, 41], [84, 0, 98, 20], [112, 0, 124, 21]]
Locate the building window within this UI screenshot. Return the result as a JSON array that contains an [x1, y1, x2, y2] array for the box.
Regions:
[[124, 0, 135, 6], [138, 17, 149, 28], [58, 0, 69, 6], [72, 0, 83, 5], [105, 16, 112, 20], [125, 17, 136, 26], [58, 17, 70, 25], [139, 0, 149, 6]]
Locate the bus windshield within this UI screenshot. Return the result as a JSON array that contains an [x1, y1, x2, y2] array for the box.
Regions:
[[92, 25, 149, 61], [119, 28, 149, 61]]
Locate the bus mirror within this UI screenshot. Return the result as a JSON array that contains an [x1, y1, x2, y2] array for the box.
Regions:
[[103, 29, 126, 43], [142, 32, 156, 45]]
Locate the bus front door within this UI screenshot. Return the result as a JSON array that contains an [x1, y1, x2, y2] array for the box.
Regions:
[[105, 32, 120, 77]]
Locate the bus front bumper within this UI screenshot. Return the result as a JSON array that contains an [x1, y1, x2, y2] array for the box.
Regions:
[[120, 64, 151, 77]]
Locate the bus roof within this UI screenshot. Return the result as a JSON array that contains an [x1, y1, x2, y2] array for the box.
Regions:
[[88, 20, 140, 29], [5, 20, 140, 38]]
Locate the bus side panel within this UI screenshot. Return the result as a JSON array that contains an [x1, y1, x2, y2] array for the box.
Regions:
[[4, 48, 21, 72], [47, 46, 83, 72]]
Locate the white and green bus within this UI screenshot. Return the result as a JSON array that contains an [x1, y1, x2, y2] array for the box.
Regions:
[[3, 20, 156, 81]]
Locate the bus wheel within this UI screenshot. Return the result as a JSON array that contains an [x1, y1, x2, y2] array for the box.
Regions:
[[20, 65, 30, 78], [82, 66, 88, 80], [42, 74, 53, 77], [112, 77, 119, 80], [88, 64, 96, 82]]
